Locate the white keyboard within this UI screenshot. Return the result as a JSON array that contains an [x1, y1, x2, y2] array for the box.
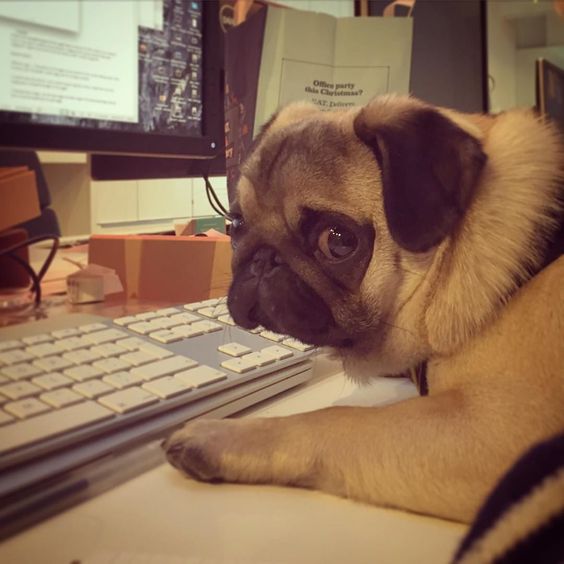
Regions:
[[0, 297, 314, 530]]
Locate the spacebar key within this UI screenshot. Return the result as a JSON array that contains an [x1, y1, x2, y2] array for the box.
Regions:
[[0, 401, 114, 455]]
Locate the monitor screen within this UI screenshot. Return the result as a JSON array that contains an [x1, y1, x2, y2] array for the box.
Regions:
[[0, 0, 223, 159]]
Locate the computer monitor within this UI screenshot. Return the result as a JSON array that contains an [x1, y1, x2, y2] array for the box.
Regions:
[[536, 58, 564, 130], [0, 0, 225, 177]]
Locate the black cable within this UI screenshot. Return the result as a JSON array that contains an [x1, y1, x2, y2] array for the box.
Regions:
[[205, 179, 228, 217], [4, 253, 41, 306], [0, 235, 59, 281], [205, 181, 224, 217], [203, 174, 231, 218], [0, 234, 59, 307]]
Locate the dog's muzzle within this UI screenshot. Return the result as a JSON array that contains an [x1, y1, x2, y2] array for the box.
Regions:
[[227, 246, 348, 347]]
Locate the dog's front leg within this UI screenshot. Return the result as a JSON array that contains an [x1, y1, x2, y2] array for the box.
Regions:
[[163, 390, 529, 523]]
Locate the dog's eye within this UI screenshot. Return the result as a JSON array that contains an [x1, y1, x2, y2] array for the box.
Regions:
[[230, 214, 245, 235], [318, 226, 357, 260], [229, 214, 245, 248]]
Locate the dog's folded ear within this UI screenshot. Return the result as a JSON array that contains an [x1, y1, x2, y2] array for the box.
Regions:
[[354, 100, 487, 253]]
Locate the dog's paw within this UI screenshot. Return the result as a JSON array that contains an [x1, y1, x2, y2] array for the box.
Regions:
[[163, 419, 232, 481], [163, 418, 272, 483]]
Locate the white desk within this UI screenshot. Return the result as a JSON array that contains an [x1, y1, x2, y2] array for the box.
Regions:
[[0, 356, 467, 564]]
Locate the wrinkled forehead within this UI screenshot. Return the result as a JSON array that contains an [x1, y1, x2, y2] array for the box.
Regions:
[[235, 112, 379, 231]]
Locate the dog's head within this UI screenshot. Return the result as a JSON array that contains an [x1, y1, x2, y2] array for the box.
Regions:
[[227, 96, 488, 376]]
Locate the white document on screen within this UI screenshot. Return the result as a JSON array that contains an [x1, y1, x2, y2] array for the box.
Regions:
[[0, 0, 139, 123]]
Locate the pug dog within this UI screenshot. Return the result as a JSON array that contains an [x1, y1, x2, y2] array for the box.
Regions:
[[164, 95, 564, 523]]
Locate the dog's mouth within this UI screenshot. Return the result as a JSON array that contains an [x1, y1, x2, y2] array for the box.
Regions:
[[228, 252, 354, 349], [247, 300, 354, 349]]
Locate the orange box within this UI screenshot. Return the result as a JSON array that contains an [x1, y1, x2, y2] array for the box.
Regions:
[[0, 168, 41, 232], [88, 234, 233, 303]]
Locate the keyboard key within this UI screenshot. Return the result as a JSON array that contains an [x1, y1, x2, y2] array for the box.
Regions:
[[55, 336, 91, 351], [103, 371, 145, 389], [218, 314, 235, 326], [200, 305, 228, 319], [128, 322, 160, 335], [0, 381, 42, 400], [1, 363, 43, 380], [134, 311, 160, 321], [78, 323, 108, 334], [98, 387, 158, 414], [5, 398, 51, 419], [131, 356, 198, 381], [90, 343, 128, 358], [0, 340, 22, 353], [32, 372, 73, 390], [33, 356, 74, 372], [153, 307, 181, 317], [64, 365, 105, 382], [119, 351, 156, 367], [220, 357, 257, 374], [218, 342, 252, 357], [136, 342, 174, 359], [84, 328, 129, 345], [40, 388, 84, 408], [261, 345, 294, 360], [63, 349, 103, 365], [142, 377, 192, 399], [0, 410, 14, 425], [183, 298, 219, 311], [0, 401, 114, 452], [151, 317, 182, 330], [241, 351, 276, 367], [169, 312, 199, 325], [22, 334, 53, 346], [197, 307, 221, 318], [148, 330, 183, 344], [0, 375, 9, 385], [260, 330, 285, 342], [170, 324, 205, 339], [113, 315, 137, 327], [117, 337, 147, 351], [26, 343, 63, 358], [52, 328, 80, 339], [0, 350, 34, 365], [282, 338, 314, 352], [73, 380, 115, 399], [190, 321, 222, 334], [92, 358, 131, 374], [175, 366, 227, 388]]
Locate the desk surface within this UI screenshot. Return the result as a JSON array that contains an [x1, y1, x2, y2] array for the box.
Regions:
[[0, 248, 467, 563], [0, 359, 466, 563]]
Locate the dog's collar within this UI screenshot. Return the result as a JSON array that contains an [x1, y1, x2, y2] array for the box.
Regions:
[[408, 362, 428, 396]]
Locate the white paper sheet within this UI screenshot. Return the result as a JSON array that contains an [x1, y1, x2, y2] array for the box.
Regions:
[[0, 0, 139, 123]]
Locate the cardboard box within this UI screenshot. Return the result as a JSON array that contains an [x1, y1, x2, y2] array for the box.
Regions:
[[175, 216, 226, 236], [0, 168, 41, 232], [88, 234, 233, 303]]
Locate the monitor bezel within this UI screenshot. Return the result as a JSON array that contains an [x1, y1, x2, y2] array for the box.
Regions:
[[0, 0, 223, 160]]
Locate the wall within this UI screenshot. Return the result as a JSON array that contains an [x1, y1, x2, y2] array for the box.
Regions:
[[488, 0, 564, 112]]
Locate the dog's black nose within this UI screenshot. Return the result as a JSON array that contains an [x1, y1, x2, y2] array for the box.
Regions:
[[250, 247, 284, 278]]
